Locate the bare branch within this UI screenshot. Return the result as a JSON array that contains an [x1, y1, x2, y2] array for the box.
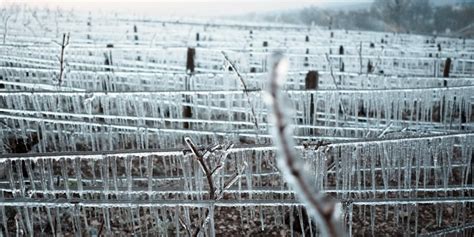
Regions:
[[221, 51, 260, 131], [183, 137, 246, 237], [267, 52, 342, 237], [178, 214, 192, 237], [184, 137, 202, 158], [57, 33, 70, 86], [358, 41, 363, 75], [324, 53, 347, 116], [2, 12, 11, 45], [222, 161, 247, 191], [377, 122, 393, 138]]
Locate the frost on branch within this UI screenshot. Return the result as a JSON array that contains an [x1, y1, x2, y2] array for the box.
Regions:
[[267, 52, 344, 237]]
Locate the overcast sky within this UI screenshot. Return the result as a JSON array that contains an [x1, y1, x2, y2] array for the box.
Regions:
[[2, 0, 373, 17]]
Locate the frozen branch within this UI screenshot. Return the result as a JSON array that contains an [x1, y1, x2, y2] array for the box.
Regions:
[[324, 53, 347, 116], [221, 51, 260, 131], [267, 52, 342, 237], [56, 33, 70, 86], [184, 137, 246, 237], [358, 41, 363, 75], [2, 11, 11, 45], [178, 214, 192, 237]]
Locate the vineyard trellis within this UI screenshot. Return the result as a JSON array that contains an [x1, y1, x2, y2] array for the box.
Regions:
[[0, 6, 473, 237]]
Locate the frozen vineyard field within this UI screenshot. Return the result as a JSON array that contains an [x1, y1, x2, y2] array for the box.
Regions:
[[0, 8, 473, 236]]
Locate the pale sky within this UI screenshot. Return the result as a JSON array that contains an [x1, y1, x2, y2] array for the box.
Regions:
[[1, 0, 373, 17]]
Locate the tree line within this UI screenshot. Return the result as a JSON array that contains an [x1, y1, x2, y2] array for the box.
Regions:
[[260, 0, 474, 36]]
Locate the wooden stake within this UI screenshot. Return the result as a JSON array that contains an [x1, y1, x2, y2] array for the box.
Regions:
[[305, 71, 319, 129], [443, 57, 451, 78], [186, 48, 195, 74]]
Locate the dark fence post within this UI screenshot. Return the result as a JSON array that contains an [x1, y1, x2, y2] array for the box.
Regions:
[[182, 105, 192, 129], [304, 48, 309, 67], [133, 25, 141, 61], [305, 71, 318, 90], [133, 25, 139, 42], [443, 57, 451, 78], [186, 48, 195, 74], [87, 15, 91, 41], [367, 60, 373, 73], [104, 44, 114, 72], [305, 71, 319, 132], [184, 48, 196, 129], [339, 45, 344, 72]]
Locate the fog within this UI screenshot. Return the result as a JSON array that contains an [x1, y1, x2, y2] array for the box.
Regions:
[[1, 0, 373, 17]]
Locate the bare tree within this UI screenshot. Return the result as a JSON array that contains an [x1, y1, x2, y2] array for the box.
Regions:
[[372, 0, 432, 33], [266, 52, 343, 237]]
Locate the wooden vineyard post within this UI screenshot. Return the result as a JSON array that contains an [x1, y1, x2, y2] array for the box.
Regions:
[[305, 70, 319, 134], [443, 57, 451, 78], [304, 35, 309, 67], [367, 60, 374, 74], [86, 14, 92, 41], [104, 43, 114, 72], [249, 30, 256, 73], [196, 32, 200, 47], [440, 57, 452, 124], [133, 25, 139, 43], [133, 25, 141, 61], [183, 47, 195, 129], [304, 48, 310, 67], [186, 48, 195, 74], [262, 41, 268, 70], [339, 45, 344, 72], [182, 106, 192, 129]]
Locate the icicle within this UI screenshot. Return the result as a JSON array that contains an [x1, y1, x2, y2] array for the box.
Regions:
[[289, 206, 294, 237]]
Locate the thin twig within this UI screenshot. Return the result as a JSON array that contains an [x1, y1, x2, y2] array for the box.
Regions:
[[2, 12, 11, 44], [324, 53, 347, 117], [267, 52, 341, 237], [377, 122, 393, 138], [221, 51, 260, 131], [358, 41, 363, 75], [97, 218, 105, 237], [184, 137, 214, 199], [178, 214, 192, 237], [57, 33, 70, 86]]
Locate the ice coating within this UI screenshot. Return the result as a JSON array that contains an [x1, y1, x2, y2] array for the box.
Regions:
[[0, 6, 473, 237]]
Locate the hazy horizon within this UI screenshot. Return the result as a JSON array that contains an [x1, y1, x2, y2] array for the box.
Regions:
[[1, 0, 374, 17]]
